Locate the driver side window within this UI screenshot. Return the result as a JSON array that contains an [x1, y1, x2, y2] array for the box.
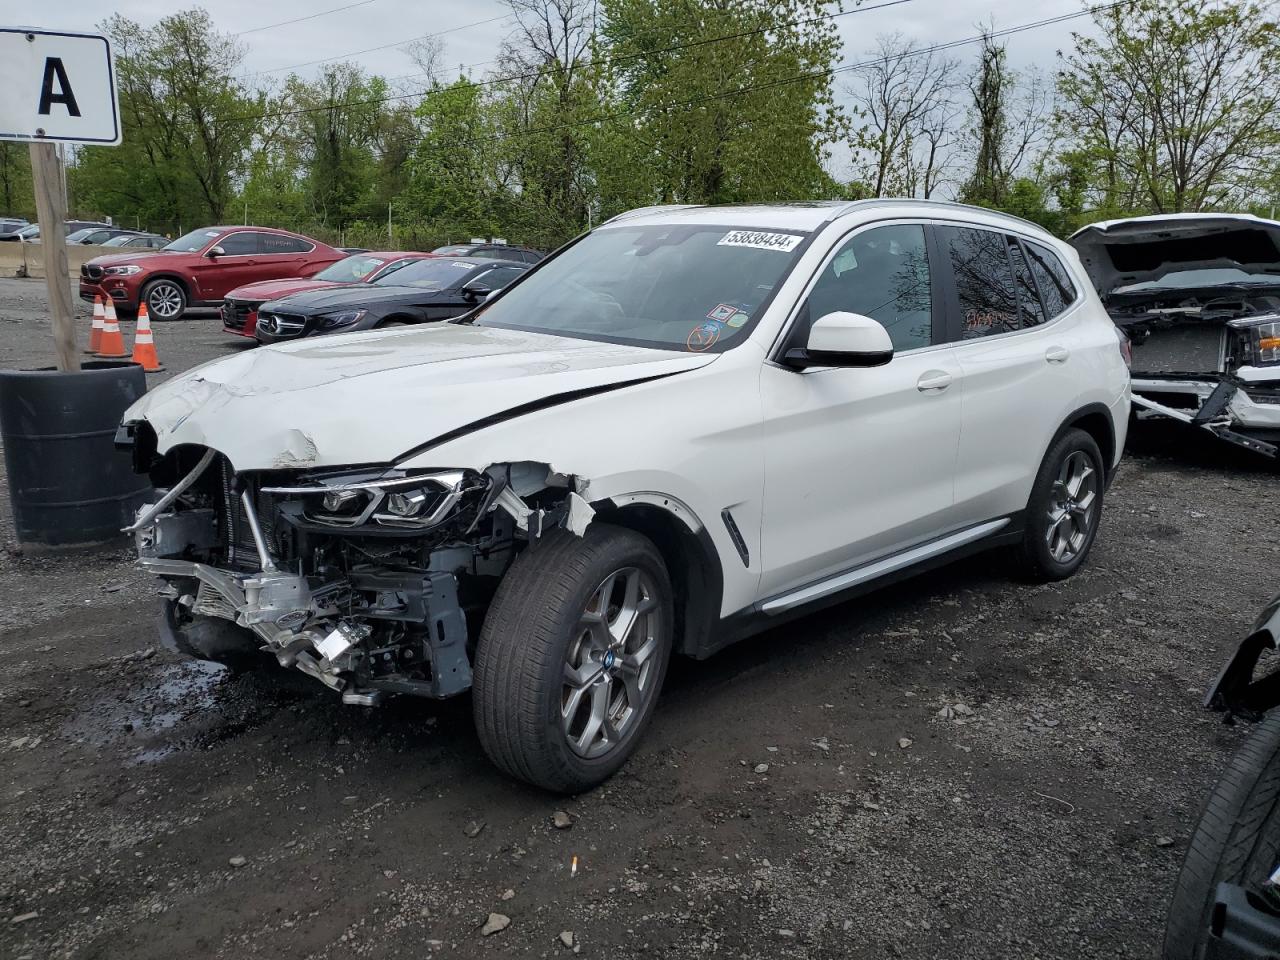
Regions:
[[801, 224, 936, 352]]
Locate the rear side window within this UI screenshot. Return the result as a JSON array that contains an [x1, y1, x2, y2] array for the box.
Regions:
[[1024, 241, 1077, 318], [472, 265, 526, 290], [218, 232, 260, 255], [1008, 239, 1046, 327], [261, 233, 313, 254], [942, 226, 1018, 338]]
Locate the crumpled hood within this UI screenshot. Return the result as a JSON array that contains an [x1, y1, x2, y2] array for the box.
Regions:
[[228, 278, 342, 303], [263, 284, 428, 313], [124, 323, 716, 471], [1069, 214, 1280, 299]]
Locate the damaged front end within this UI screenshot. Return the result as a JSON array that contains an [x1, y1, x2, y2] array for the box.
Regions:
[[124, 438, 593, 704]]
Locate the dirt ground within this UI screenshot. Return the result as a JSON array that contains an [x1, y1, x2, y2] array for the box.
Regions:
[[1, 275, 1278, 959]]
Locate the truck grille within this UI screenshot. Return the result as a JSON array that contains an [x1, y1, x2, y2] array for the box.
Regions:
[[1131, 325, 1225, 375]]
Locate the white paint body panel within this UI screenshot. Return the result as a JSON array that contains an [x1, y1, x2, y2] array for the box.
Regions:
[[125, 200, 1131, 621]]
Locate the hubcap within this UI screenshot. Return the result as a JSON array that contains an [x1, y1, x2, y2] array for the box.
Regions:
[[149, 283, 183, 319], [1045, 450, 1098, 563], [561, 567, 663, 760]]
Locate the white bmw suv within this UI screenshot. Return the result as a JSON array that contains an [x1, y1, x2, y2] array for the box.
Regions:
[[118, 200, 1130, 792]]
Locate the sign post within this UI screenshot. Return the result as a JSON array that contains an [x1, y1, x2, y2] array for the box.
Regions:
[[0, 28, 121, 372]]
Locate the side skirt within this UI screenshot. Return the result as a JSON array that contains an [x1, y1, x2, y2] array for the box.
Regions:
[[696, 513, 1026, 658]]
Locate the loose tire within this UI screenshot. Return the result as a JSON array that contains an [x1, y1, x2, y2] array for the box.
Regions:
[[1164, 713, 1280, 960], [1011, 427, 1105, 581], [141, 278, 188, 321], [158, 598, 260, 671], [473, 524, 674, 793]]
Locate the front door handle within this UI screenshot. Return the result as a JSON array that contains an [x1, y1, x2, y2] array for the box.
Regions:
[[916, 370, 953, 392], [1045, 345, 1070, 364]]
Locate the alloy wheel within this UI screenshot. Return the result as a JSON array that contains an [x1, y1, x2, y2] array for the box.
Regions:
[[1045, 450, 1098, 563], [561, 566, 664, 760], [148, 282, 183, 319]]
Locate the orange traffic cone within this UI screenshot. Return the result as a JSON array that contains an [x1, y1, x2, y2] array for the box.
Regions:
[[95, 299, 127, 358], [86, 295, 105, 354], [130, 303, 164, 372]]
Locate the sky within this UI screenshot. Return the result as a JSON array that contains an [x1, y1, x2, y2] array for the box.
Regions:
[[12, 0, 1101, 177]]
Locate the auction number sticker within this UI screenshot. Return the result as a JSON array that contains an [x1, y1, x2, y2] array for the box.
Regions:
[[717, 230, 804, 252]]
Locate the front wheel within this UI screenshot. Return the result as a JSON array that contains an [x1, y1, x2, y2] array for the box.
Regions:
[[1011, 427, 1105, 581], [1164, 713, 1280, 959], [472, 524, 674, 793], [141, 278, 188, 321]]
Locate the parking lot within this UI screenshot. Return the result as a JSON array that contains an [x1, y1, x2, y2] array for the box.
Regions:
[[1, 274, 1278, 959]]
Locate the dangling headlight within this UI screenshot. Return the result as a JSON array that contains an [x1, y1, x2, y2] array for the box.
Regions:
[[1231, 315, 1280, 366]]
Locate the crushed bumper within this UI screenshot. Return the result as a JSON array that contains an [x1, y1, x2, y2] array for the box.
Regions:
[[1132, 375, 1279, 458]]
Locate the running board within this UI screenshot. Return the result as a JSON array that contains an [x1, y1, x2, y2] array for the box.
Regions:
[[760, 518, 1011, 616]]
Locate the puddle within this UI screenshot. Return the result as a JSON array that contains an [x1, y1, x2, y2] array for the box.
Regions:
[[63, 659, 228, 764]]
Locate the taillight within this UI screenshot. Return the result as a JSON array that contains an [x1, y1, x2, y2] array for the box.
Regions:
[[1116, 327, 1132, 369]]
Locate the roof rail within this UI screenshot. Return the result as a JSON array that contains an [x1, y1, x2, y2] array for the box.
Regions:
[[828, 197, 1047, 233], [598, 204, 701, 227]]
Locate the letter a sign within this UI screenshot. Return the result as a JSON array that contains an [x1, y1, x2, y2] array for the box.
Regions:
[[0, 28, 120, 145]]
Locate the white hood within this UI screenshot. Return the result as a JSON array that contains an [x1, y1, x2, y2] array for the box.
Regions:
[[124, 323, 717, 471], [1069, 213, 1280, 299]]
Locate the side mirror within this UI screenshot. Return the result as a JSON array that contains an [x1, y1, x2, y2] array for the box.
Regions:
[[207, 245, 225, 258], [461, 282, 492, 301], [784, 311, 894, 370]]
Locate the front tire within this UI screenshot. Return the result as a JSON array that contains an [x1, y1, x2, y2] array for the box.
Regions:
[[473, 524, 674, 793], [141, 278, 188, 321], [1011, 427, 1105, 581], [1164, 713, 1280, 960]]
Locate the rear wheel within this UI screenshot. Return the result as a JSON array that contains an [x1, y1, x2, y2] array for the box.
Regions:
[[142, 278, 187, 321], [1011, 427, 1105, 581], [1164, 713, 1280, 960], [472, 524, 674, 793]]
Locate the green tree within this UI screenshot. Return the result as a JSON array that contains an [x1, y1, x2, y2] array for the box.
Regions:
[[600, 0, 845, 206], [0, 145, 34, 220], [1057, 0, 1280, 213]]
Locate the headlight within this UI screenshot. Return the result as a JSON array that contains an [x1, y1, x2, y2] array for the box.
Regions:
[[103, 265, 142, 276], [264, 470, 472, 529], [317, 309, 367, 330], [1231, 316, 1280, 366]]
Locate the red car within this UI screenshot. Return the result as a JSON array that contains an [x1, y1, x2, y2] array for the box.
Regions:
[[221, 251, 433, 339], [79, 226, 344, 321]]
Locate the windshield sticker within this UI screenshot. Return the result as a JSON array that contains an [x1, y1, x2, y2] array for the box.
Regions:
[[706, 302, 737, 321], [727, 312, 749, 328], [686, 321, 721, 352], [717, 230, 804, 253]]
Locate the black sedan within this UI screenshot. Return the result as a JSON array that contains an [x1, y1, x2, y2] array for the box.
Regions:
[[254, 256, 529, 344]]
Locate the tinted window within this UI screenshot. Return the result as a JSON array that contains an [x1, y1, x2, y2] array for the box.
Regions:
[[377, 258, 478, 290], [217, 232, 259, 255], [316, 254, 389, 283], [472, 266, 525, 291], [1025, 241, 1077, 318], [432, 245, 472, 255], [943, 226, 1018, 338], [472, 248, 506, 259], [804, 224, 934, 352], [1009, 238, 1046, 327], [261, 233, 312, 254]]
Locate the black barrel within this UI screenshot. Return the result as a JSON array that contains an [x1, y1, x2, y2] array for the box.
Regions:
[[0, 360, 153, 548]]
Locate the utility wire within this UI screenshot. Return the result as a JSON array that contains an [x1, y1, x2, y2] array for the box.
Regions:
[[224, 0, 915, 125], [239, 13, 514, 79], [364, 1, 1130, 160], [234, 0, 385, 37]]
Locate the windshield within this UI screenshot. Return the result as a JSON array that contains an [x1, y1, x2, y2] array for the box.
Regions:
[[66, 228, 93, 242], [433, 245, 474, 255], [164, 228, 221, 253], [473, 224, 807, 351], [375, 258, 474, 290], [102, 234, 138, 247], [18, 225, 39, 239], [1114, 267, 1280, 293], [315, 254, 390, 283]]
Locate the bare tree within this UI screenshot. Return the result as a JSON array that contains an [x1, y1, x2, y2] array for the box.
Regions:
[[847, 33, 960, 198]]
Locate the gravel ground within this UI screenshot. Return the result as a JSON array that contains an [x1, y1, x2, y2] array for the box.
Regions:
[[1, 275, 1278, 960]]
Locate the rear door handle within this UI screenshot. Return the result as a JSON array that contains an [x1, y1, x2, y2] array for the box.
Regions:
[[1045, 345, 1070, 364], [916, 370, 953, 392]]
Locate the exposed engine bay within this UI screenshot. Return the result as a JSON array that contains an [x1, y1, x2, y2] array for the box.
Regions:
[[1069, 216, 1280, 458], [125, 440, 593, 705]]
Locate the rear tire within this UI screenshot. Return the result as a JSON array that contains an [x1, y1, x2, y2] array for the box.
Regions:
[[472, 524, 674, 793], [1011, 427, 1105, 581], [1163, 713, 1280, 960]]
